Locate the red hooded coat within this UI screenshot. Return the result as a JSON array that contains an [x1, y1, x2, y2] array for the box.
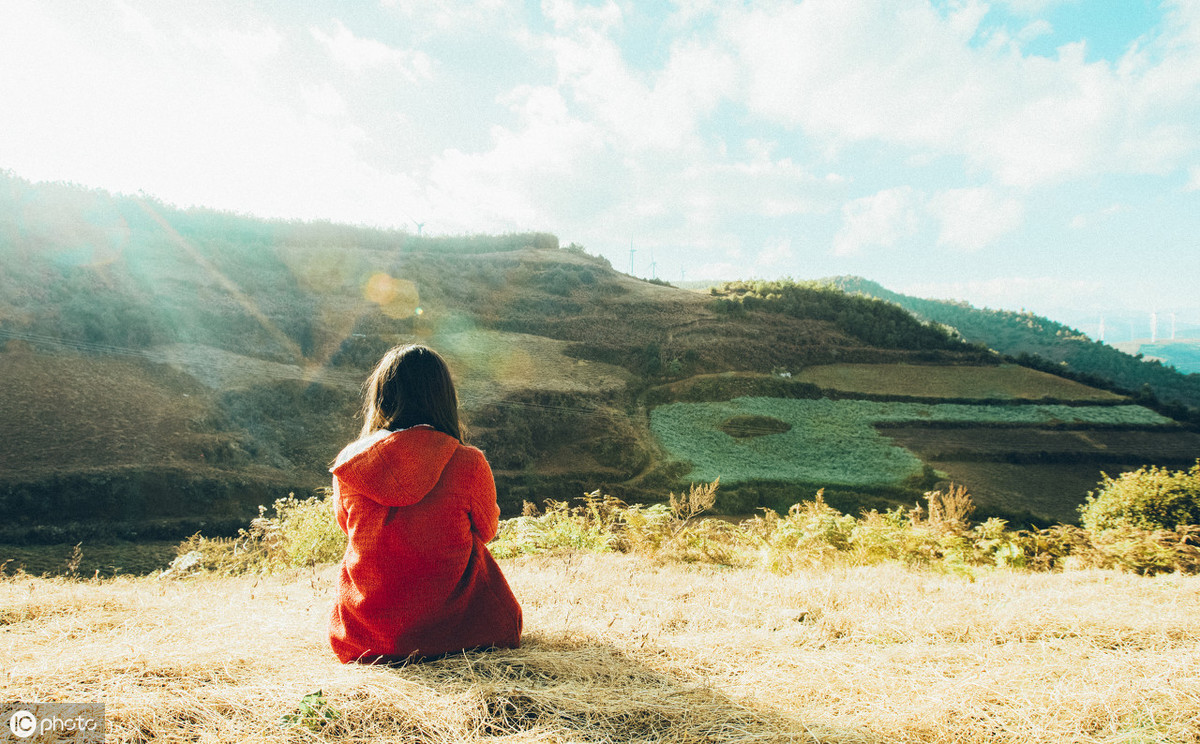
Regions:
[[328, 425, 522, 663]]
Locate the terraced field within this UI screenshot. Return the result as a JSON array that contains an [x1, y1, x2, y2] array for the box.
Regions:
[[880, 426, 1200, 463], [649, 397, 1174, 489], [873, 426, 1200, 522], [921, 461, 1153, 524], [794, 363, 1126, 401]]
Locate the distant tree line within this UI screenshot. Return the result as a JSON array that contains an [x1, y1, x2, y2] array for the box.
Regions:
[[712, 279, 977, 352]]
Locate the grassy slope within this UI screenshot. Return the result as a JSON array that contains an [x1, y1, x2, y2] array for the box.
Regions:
[[2, 556, 1198, 742]]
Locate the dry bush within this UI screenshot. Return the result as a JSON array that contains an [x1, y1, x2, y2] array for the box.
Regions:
[[490, 491, 625, 559], [176, 480, 1200, 581], [922, 483, 976, 527], [1089, 524, 1200, 576], [668, 478, 719, 520], [749, 490, 857, 573]]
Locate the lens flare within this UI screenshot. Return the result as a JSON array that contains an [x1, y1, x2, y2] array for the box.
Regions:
[[364, 273, 420, 318]]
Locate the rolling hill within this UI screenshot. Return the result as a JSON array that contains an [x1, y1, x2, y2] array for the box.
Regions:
[[826, 275, 1200, 418], [1, 173, 1195, 541]]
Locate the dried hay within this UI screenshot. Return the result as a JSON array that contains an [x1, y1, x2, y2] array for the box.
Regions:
[[2, 554, 1198, 742]]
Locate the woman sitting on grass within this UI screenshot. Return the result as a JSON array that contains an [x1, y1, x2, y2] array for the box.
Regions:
[[328, 344, 522, 663]]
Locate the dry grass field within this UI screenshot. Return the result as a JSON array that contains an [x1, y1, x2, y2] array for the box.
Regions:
[[3, 553, 1198, 743]]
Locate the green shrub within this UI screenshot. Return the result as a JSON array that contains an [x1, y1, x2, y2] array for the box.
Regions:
[[172, 491, 345, 574], [489, 482, 730, 562], [170, 476, 1200, 579], [751, 491, 857, 572], [274, 492, 346, 567], [1080, 462, 1200, 532], [489, 493, 623, 559]]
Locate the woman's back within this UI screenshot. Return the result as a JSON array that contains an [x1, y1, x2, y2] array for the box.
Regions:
[[328, 346, 522, 663]]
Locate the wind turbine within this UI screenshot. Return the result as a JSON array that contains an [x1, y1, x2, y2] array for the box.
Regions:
[[412, 220, 425, 237], [649, 248, 657, 280]]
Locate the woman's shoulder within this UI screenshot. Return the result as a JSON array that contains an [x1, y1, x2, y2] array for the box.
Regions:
[[451, 442, 490, 468], [331, 429, 396, 471], [332, 426, 464, 475]]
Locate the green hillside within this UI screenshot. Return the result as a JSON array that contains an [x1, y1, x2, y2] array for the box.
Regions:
[[826, 276, 1200, 419], [1, 173, 1194, 539]]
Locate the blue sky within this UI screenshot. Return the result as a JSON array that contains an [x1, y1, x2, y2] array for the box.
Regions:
[[2, 0, 1198, 337]]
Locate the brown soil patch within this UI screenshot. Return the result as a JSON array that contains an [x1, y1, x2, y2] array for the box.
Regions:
[[883, 426, 1200, 461], [797, 363, 1127, 401], [0, 349, 216, 477]]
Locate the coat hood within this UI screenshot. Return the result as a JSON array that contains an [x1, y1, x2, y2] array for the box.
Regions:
[[330, 426, 460, 507]]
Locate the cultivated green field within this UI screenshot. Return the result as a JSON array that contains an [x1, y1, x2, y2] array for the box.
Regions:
[[794, 363, 1127, 400], [650, 397, 1174, 488]]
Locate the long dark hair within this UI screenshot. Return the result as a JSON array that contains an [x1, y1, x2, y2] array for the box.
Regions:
[[359, 344, 464, 442]]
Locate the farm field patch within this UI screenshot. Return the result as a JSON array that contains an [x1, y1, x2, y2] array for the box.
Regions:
[[880, 426, 1200, 462], [0, 349, 214, 477], [650, 397, 1173, 488], [927, 461, 1149, 524], [795, 363, 1127, 401]]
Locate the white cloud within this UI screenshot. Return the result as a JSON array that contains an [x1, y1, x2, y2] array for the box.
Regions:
[[900, 276, 1108, 314], [833, 187, 921, 256], [992, 0, 1079, 16], [728, 2, 985, 149], [691, 261, 741, 280], [379, 0, 522, 34], [755, 238, 793, 268], [684, 154, 828, 219], [542, 0, 623, 32], [666, 0, 722, 27], [1016, 19, 1054, 43], [310, 21, 431, 79], [301, 83, 350, 119], [541, 10, 735, 152], [1068, 203, 1124, 230], [0, 2, 430, 227], [721, 0, 1200, 187], [426, 85, 610, 231], [927, 187, 1024, 251], [1189, 166, 1200, 191]]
